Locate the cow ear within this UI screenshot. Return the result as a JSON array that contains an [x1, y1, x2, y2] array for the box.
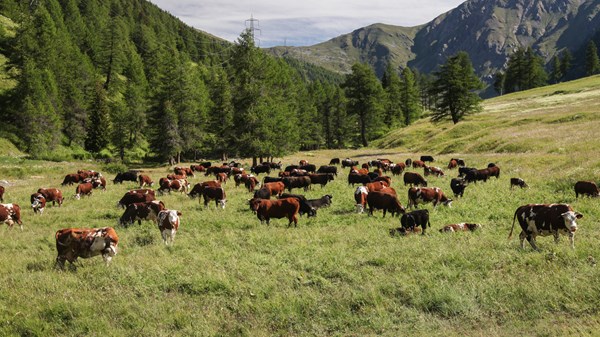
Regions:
[[575, 212, 583, 219]]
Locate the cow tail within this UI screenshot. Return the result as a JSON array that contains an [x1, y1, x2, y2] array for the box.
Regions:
[[508, 208, 518, 239]]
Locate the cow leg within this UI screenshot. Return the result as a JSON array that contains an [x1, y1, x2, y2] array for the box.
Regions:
[[554, 231, 560, 244], [519, 231, 527, 249], [382, 209, 387, 218], [55, 256, 66, 270], [568, 232, 575, 249], [526, 233, 539, 251]]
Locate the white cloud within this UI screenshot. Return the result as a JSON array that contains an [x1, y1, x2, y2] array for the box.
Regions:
[[149, 0, 464, 47]]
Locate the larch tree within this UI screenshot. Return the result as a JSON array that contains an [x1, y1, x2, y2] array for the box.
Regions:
[[381, 63, 404, 127], [585, 40, 600, 76], [400, 67, 422, 126]]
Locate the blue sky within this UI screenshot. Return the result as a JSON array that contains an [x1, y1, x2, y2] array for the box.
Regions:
[[150, 0, 465, 47]]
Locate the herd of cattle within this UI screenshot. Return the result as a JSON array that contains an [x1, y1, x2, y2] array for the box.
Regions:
[[0, 154, 597, 269]]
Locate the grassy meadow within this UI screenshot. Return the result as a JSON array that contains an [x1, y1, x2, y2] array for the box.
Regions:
[[1, 77, 600, 336]]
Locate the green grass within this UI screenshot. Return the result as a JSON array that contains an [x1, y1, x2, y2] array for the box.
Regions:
[[1, 77, 600, 335]]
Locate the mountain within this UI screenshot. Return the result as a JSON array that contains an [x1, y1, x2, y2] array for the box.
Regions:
[[267, 0, 600, 81]]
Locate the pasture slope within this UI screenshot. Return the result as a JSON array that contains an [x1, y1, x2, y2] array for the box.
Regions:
[[0, 77, 600, 336]]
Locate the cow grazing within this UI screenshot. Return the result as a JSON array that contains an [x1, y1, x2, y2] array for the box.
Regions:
[[309, 173, 334, 187], [167, 174, 186, 180], [157, 210, 181, 245], [90, 176, 106, 190], [366, 181, 388, 192], [249, 197, 301, 227], [244, 175, 260, 192], [354, 186, 369, 213], [30, 193, 46, 214], [329, 158, 340, 165], [188, 181, 221, 199], [509, 204, 583, 250], [420, 155, 434, 162], [263, 176, 283, 184], [405, 158, 413, 167], [61, 173, 81, 186], [408, 187, 452, 209], [129, 188, 155, 197], [464, 169, 490, 183], [459, 167, 477, 177], [205, 166, 231, 176], [253, 187, 272, 200], [251, 164, 271, 175], [37, 188, 63, 207], [202, 186, 227, 209], [55, 227, 119, 269], [74, 182, 93, 200], [119, 200, 166, 227], [282, 176, 311, 192], [424, 166, 445, 177], [487, 166, 500, 179], [306, 195, 333, 210], [574, 181, 600, 198], [139, 174, 154, 188], [451, 158, 466, 167], [299, 164, 317, 173], [264, 182, 285, 197], [440, 223, 482, 233], [510, 178, 528, 189], [279, 193, 317, 217], [450, 178, 467, 197], [348, 173, 371, 186], [447, 159, 458, 169], [342, 159, 359, 168], [412, 160, 426, 168], [190, 165, 206, 172], [174, 166, 194, 177], [390, 163, 406, 176], [117, 191, 155, 208], [0, 203, 22, 230], [317, 165, 338, 176], [158, 178, 188, 195], [366, 190, 405, 217], [113, 171, 138, 184], [215, 172, 228, 185], [403, 172, 428, 187], [262, 161, 282, 169], [400, 209, 431, 235]]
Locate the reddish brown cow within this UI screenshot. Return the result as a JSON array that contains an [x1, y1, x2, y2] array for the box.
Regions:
[[61, 173, 81, 186], [509, 204, 583, 250], [366, 190, 405, 217], [390, 163, 406, 176], [188, 181, 221, 199], [245, 176, 260, 192], [366, 181, 388, 192], [357, 168, 369, 175], [74, 182, 93, 200], [190, 165, 205, 172], [373, 176, 392, 186], [574, 181, 600, 198], [139, 174, 154, 188], [412, 160, 426, 168], [264, 182, 285, 197], [174, 166, 194, 177], [90, 176, 106, 190], [0, 203, 22, 230], [440, 223, 482, 233], [216, 172, 228, 184], [299, 160, 309, 166], [55, 227, 119, 269], [167, 174, 186, 180], [117, 191, 155, 208], [408, 187, 452, 209], [119, 200, 166, 227], [424, 166, 445, 177], [447, 160, 458, 169], [37, 188, 63, 207], [403, 172, 428, 187], [249, 197, 301, 227], [129, 189, 155, 196], [157, 210, 181, 245], [30, 193, 46, 214]]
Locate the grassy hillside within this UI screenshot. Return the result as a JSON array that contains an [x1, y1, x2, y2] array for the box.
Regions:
[[1, 77, 600, 335]]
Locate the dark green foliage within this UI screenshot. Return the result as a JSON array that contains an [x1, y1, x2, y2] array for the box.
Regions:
[[429, 51, 483, 124], [85, 82, 111, 153], [503, 47, 548, 94], [585, 40, 600, 76], [400, 67, 421, 125], [343, 63, 385, 146], [550, 55, 562, 84], [560, 49, 572, 78], [493, 71, 505, 95], [381, 64, 404, 127]]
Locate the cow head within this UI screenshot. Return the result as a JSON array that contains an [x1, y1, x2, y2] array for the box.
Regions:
[[31, 194, 46, 214], [249, 198, 262, 213], [219, 199, 227, 209], [443, 199, 453, 207], [561, 211, 583, 232]]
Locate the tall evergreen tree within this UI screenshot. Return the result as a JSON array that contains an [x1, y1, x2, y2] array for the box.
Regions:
[[524, 47, 548, 89], [330, 86, 348, 148], [429, 51, 483, 124], [549, 55, 562, 84], [381, 64, 404, 127], [207, 66, 234, 160], [585, 40, 600, 76], [85, 82, 111, 153], [493, 71, 505, 96], [560, 49, 573, 79], [343, 63, 385, 147], [400, 67, 421, 126]]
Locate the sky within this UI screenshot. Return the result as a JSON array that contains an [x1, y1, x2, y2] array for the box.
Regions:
[[149, 0, 466, 47]]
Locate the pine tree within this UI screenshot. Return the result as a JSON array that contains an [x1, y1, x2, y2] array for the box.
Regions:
[[493, 71, 505, 95], [85, 82, 111, 153], [560, 50, 572, 79], [429, 51, 483, 124], [331, 86, 348, 148], [585, 40, 600, 76], [400, 67, 421, 126], [549, 55, 562, 84], [525, 47, 548, 89], [207, 66, 234, 160], [381, 64, 404, 127], [343, 63, 385, 146]]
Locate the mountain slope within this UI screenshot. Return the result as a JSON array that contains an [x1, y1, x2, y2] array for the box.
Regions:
[[268, 0, 600, 81]]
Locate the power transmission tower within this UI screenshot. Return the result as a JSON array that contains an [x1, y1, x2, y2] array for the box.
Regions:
[[245, 14, 261, 46]]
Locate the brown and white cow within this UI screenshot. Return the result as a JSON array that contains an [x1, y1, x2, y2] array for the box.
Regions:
[[117, 191, 155, 208], [354, 186, 369, 213], [408, 187, 452, 209], [390, 163, 406, 176], [61, 173, 81, 186], [249, 197, 300, 227], [90, 176, 107, 190], [30, 193, 46, 214], [440, 223, 482, 233], [119, 200, 166, 227], [509, 203, 583, 250], [0, 203, 22, 230], [188, 181, 221, 199], [74, 182, 93, 200], [574, 181, 600, 198], [157, 210, 181, 245], [138, 174, 154, 188], [37, 188, 63, 207], [365, 181, 388, 193], [424, 166, 444, 177], [174, 166, 194, 177], [55, 227, 119, 269], [202, 186, 227, 209], [216, 172, 228, 184]]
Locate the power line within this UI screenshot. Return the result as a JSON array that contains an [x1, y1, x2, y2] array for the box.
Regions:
[[245, 14, 261, 47]]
